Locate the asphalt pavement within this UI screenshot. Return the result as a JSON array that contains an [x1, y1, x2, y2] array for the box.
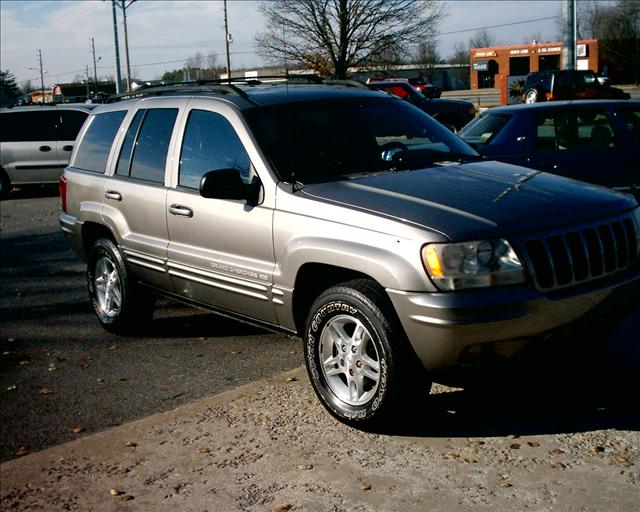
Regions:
[[0, 189, 301, 463]]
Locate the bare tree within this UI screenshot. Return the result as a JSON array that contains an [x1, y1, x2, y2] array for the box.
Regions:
[[255, 0, 445, 78], [469, 28, 497, 49], [415, 40, 441, 66], [184, 51, 220, 80], [578, 0, 640, 83]]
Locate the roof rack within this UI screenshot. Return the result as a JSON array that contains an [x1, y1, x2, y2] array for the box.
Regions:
[[105, 75, 368, 103], [106, 79, 252, 103]]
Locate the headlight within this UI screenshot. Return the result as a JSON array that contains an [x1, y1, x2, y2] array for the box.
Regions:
[[422, 239, 525, 291]]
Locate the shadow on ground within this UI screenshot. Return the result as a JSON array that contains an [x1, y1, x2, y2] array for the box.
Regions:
[[372, 310, 640, 439]]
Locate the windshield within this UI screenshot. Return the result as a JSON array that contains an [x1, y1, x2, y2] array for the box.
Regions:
[[459, 112, 512, 144], [244, 97, 479, 185]]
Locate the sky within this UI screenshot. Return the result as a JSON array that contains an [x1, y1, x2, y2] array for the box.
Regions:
[[0, 0, 563, 88]]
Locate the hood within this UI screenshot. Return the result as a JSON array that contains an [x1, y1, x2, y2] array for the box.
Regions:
[[300, 161, 636, 241]]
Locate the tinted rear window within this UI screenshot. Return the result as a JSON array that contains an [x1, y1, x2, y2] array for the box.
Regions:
[[60, 110, 89, 141], [0, 110, 58, 142], [73, 110, 127, 173], [129, 108, 178, 183]]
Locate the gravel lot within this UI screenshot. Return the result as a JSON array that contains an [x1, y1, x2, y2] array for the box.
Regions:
[[1, 187, 639, 511]]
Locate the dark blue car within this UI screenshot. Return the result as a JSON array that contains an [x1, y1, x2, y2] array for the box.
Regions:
[[459, 100, 640, 197]]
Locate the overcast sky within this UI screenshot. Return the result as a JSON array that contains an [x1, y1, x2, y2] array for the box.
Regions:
[[1, 0, 562, 87]]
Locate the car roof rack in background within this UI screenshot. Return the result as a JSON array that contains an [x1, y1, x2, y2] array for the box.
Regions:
[[106, 79, 252, 103], [106, 75, 368, 103]]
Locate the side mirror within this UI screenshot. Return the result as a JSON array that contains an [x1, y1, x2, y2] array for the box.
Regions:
[[199, 168, 261, 204]]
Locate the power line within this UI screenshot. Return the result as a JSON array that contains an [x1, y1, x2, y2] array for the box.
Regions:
[[19, 15, 563, 83], [439, 16, 561, 36]]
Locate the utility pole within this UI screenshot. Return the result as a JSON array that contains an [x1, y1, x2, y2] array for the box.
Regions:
[[562, 0, 577, 70], [122, 1, 132, 90], [85, 65, 91, 99], [111, 0, 122, 93], [223, 0, 231, 81], [37, 49, 45, 103], [114, 0, 136, 91], [91, 37, 99, 89]]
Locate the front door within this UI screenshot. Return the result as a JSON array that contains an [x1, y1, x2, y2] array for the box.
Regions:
[[166, 105, 276, 323]]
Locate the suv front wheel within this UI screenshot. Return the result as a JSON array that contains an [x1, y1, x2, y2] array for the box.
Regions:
[[304, 279, 431, 427], [87, 238, 154, 334]]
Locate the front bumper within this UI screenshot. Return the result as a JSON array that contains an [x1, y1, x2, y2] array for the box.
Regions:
[[387, 268, 640, 371]]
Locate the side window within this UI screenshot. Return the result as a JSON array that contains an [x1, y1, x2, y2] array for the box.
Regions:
[[0, 111, 58, 142], [535, 109, 616, 151], [115, 110, 145, 176], [60, 110, 90, 141], [73, 110, 127, 173], [178, 109, 251, 189], [618, 107, 640, 146], [129, 109, 178, 183]]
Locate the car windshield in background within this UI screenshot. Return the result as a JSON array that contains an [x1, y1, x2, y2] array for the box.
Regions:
[[245, 98, 478, 185], [459, 113, 512, 145]]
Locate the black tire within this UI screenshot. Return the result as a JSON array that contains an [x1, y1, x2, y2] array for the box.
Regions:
[[524, 88, 540, 104], [304, 279, 431, 427], [0, 169, 11, 200], [87, 237, 155, 334]]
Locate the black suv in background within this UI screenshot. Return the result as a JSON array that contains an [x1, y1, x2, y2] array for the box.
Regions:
[[522, 70, 630, 103], [367, 81, 475, 131]]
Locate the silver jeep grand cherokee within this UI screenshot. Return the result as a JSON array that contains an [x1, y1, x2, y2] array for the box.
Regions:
[[60, 81, 640, 427]]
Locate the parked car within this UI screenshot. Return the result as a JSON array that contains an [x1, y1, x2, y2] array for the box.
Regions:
[[459, 100, 640, 197], [521, 70, 630, 103], [369, 77, 442, 98], [367, 80, 475, 131], [0, 103, 97, 198], [60, 80, 640, 428]]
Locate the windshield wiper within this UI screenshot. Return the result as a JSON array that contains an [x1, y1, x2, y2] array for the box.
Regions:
[[387, 148, 482, 171]]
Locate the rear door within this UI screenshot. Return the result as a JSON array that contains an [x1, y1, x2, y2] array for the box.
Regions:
[[527, 105, 631, 188], [102, 102, 184, 290], [59, 109, 90, 161], [0, 109, 61, 184], [165, 100, 276, 323]]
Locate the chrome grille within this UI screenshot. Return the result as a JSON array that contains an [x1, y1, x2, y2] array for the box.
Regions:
[[524, 217, 638, 291]]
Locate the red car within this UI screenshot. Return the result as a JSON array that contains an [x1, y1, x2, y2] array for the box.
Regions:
[[368, 77, 441, 98]]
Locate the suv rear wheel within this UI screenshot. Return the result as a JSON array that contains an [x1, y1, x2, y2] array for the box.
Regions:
[[87, 238, 154, 334], [304, 279, 431, 427], [524, 89, 540, 104]]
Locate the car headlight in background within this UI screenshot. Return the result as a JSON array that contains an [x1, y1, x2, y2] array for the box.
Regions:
[[422, 239, 525, 291]]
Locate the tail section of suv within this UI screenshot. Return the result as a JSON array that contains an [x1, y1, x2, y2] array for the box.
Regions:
[[60, 80, 640, 428], [522, 69, 630, 103], [0, 103, 97, 198]]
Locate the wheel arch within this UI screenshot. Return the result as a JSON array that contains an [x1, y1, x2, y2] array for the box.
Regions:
[[291, 263, 373, 334], [81, 222, 117, 260]]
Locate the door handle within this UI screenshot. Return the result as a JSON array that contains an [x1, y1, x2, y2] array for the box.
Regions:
[[169, 204, 194, 218], [62, 145, 74, 152], [39, 145, 52, 152], [105, 190, 122, 201]]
